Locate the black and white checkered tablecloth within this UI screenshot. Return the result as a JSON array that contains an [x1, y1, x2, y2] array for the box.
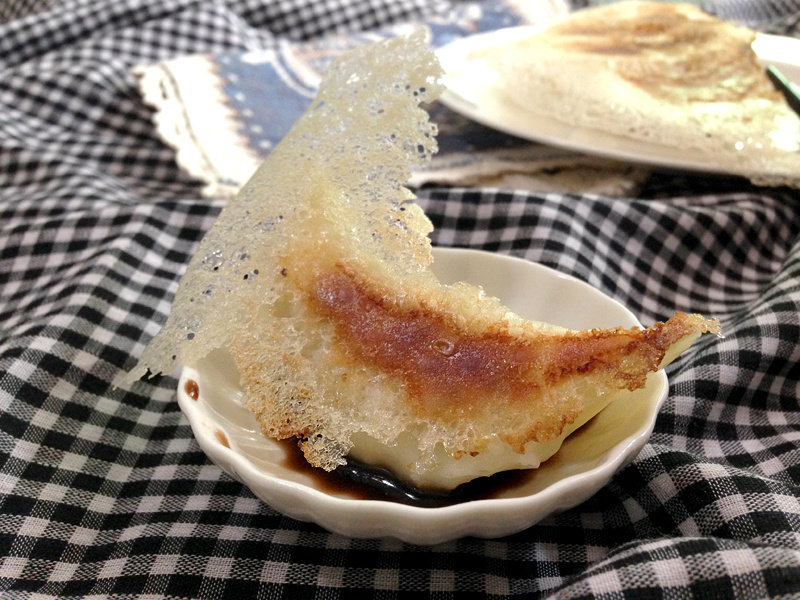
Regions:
[[2, 0, 800, 597]]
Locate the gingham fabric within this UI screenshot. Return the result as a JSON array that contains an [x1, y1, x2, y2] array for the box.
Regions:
[[2, 0, 800, 598]]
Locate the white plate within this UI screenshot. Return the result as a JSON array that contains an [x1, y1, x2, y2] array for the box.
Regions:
[[436, 27, 800, 173], [177, 248, 667, 544]]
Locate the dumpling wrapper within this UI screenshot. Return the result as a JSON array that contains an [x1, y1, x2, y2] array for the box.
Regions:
[[127, 31, 718, 491], [466, 1, 800, 188]]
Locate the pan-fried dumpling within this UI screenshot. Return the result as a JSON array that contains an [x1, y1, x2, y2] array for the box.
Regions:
[[127, 31, 718, 491], [465, 1, 800, 187]]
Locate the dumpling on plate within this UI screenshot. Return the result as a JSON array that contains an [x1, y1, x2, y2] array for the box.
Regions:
[[464, 1, 800, 187], [127, 31, 718, 492]]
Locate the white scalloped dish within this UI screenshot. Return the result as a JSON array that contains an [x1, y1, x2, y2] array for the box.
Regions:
[[177, 247, 667, 544]]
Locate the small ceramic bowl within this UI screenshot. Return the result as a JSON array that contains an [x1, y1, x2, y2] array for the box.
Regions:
[[177, 248, 666, 544]]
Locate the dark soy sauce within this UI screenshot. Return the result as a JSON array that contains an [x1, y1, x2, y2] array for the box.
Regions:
[[279, 440, 530, 507], [215, 429, 231, 448], [334, 457, 528, 507], [185, 379, 200, 400], [276, 411, 606, 506], [188, 375, 545, 505]]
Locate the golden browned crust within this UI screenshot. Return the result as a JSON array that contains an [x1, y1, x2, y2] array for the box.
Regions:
[[244, 256, 719, 459]]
